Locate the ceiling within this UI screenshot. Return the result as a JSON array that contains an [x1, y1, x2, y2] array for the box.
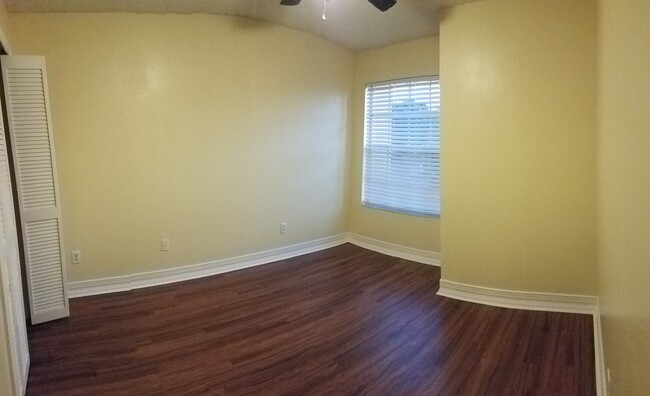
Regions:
[[4, 0, 477, 51]]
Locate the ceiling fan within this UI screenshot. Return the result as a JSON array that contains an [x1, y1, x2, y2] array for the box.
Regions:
[[280, 0, 397, 12]]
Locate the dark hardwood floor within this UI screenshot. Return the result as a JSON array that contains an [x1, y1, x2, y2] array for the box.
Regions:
[[25, 243, 595, 395]]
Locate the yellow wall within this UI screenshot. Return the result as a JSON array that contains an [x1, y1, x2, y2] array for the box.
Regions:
[[597, 0, 650, 393], [349, 37, 440, 252], [9, 13, 353, 282], [439, 0, 598, 294]]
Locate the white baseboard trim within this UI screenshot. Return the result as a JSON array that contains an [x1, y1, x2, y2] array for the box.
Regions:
[[593, 308, 607, 396], [68, 233, 348, 298], [437, 279, 598, 314], [346, 233, 441, 266], [69, 233, 441, 298]]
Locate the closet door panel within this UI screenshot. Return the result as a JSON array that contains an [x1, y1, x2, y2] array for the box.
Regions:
[[2, 55, 69, 325]]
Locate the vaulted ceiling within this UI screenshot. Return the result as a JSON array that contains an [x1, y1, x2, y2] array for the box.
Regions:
[[4, 0, 477, 50]]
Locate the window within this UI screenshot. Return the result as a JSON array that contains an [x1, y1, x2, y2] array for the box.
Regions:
[[362, 76, 440, 217]]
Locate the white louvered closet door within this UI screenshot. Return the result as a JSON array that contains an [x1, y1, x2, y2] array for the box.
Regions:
[[1, 55, 69, 324], [0, 94, 29, 395]]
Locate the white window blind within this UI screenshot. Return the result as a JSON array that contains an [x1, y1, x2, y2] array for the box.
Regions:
[[362, 76, 440, 217]]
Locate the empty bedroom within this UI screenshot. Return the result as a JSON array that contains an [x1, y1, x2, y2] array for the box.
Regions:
[[0, 0, 647, 395]]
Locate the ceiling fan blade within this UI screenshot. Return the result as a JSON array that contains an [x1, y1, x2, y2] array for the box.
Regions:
[[368, 0, 397, 12], [280, 0, 396, 12]]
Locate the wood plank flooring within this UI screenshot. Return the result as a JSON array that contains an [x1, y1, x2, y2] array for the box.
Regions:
[[25, 243, 596, 395]]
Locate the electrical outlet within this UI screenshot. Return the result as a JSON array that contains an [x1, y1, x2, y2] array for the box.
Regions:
[[161, 239, 170, 251], [71, 250, 81, 264], [280, 222, 287, 234]]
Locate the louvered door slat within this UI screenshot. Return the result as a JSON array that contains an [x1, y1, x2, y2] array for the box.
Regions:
[[9, 62, 57, 212], [31, 267, 61, 278], [2, 55, 69, 325], [23, 217, 65, 315]]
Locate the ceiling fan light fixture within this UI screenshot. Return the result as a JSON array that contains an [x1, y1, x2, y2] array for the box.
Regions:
[[368, 0, 397, 12], [280, 0, 301, 5]]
